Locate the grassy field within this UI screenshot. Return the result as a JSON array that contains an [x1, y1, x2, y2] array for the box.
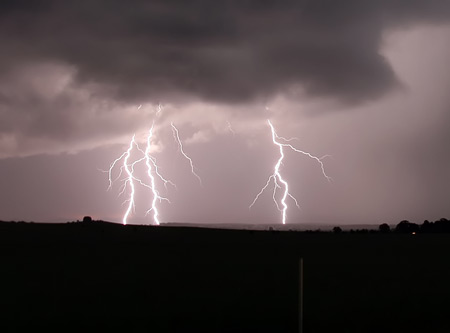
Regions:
[[0, 221, 449, 332]]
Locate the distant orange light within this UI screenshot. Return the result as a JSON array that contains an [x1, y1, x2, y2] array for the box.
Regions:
[[412, 232, 416, 235]]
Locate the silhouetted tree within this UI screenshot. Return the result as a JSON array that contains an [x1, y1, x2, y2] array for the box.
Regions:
[[379, 223, 391, 233], [395, 220, 419, 233], [82, 216, 92, 223], [420, 220, 432, 233], [434, 218, 450, 233], [333, 226, 342, 234]]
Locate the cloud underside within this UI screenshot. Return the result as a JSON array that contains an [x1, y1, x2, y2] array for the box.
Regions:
[[2, 1, 450, 103], [1, 0, 450, 156]]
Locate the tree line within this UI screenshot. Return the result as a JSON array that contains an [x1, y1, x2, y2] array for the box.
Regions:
[[331, 218, 450, 234]]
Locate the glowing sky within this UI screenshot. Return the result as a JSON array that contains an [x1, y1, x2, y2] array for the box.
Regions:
[[1, 1, 450, 225]]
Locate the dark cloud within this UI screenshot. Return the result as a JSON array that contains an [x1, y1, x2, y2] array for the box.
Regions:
[[1, 0, 449, 104]]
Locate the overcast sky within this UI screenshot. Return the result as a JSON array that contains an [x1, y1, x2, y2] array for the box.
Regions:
[[1, 1, 450, 226]]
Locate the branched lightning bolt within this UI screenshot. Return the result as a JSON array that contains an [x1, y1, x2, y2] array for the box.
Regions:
[[107, 152, 128, 191], [107, 121, 175, 225], [250, 119, 331, 224], [121, 135, 138, 225], [171, 122, 202, 185], [134, 143, 176, 190], [108, 136, 150, 225], [144, 122, 170, 225]]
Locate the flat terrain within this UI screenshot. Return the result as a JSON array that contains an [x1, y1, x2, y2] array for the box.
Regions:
[[0, 221, 449, 332]]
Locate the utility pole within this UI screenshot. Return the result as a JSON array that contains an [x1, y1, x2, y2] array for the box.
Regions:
[[299, 258, 304, 333]]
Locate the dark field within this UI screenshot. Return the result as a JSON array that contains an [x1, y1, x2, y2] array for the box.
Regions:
[[0, 221, 449, 332]]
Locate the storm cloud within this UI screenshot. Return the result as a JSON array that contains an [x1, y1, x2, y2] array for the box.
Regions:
[[1, 0, 450, 157], [1, 0, 450, 104]]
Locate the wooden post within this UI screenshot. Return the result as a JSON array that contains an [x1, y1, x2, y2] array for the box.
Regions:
[[299, 258, 303, 333]]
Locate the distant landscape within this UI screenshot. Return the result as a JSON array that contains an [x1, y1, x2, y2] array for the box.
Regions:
[[4, 216, 450, 233], [1, 218, 450, 332]]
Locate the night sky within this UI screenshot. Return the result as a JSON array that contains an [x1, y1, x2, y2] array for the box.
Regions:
[[1, 1, 450, 226]]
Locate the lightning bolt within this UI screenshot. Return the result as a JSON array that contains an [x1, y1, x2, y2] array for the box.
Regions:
[[107, 104, 206, 225], [107, 135, 148, 225], [156, 103, 163, 116], [121, 135, 138, 225], [226, 120, 236, 136], [106, 151, 127, 191], [133, 122, 174, 225], [107, 120, 175, 225], [144, 122, 165, 225], [171, 122, 202, 185], [250, 119, 331, 224], [134, 142, 176, 190]]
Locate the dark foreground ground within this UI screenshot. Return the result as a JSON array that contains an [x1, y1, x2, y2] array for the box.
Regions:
[[0, 221, 449, 333]]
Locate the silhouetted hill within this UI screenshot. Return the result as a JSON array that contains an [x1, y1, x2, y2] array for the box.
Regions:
[[0, 220, 449, 332]]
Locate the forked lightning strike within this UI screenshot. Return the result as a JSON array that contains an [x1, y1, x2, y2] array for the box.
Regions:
[[144, 122, 170, 225], [171, 122, 202, 185], [134, 143, 176, 190], [107, 151, 127, 191], [107, 123, 174, 225], [109, 134, 150, 225], [107, 111, 204, 225], [250, 119, 331, 224], [121, 135, 138, 225]]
